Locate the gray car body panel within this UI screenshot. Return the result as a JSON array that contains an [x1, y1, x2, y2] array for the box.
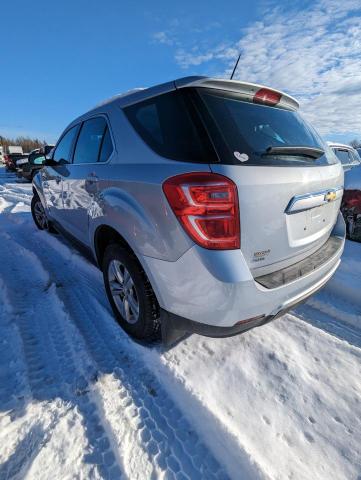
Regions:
[[33, 76, 345, 329], [141, 214, 344, 326]]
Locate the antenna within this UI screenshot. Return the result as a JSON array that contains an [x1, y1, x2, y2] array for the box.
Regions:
[[230, 53, 241, 80]]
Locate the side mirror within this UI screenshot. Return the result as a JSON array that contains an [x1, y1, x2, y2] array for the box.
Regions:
[[33, 155, 46, 165], [43, 158, 57, 167]]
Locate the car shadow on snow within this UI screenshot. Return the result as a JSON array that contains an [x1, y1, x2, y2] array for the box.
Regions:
[[293, 299, 361, 350]]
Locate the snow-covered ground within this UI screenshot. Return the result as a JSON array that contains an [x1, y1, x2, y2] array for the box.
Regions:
[[0, 168, 360, 480]]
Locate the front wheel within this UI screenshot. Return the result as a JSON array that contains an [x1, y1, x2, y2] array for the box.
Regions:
[[31, 194, 55, 232], [102, 244, 160, 341]]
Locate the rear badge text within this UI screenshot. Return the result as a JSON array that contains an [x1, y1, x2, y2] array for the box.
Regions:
[[252, 249, 271, 262]]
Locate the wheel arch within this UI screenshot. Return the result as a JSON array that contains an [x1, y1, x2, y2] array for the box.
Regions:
[[93, 224, 137, 270], [93, 224, 165, 310]]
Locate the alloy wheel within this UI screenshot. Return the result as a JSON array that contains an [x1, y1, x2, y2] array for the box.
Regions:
[[34, 200, 49, 229], [108, 260, 139, 324]]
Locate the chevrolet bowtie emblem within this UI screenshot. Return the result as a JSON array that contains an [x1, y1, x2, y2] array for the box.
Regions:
[[324, 191, 337, 202]]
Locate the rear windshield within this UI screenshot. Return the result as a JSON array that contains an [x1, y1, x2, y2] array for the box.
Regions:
[[123, 90, 217, 163], [195, 88, 337, 167]]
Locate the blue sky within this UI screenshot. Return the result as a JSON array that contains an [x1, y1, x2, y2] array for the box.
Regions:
[[1, 0, 361, 144]]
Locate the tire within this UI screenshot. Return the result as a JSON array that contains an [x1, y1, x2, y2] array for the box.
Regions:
[[31, 194, 56, 232], [103, 243, 160, 341]]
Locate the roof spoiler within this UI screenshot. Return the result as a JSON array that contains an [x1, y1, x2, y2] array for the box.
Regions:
[[175, 77, 299, 111]]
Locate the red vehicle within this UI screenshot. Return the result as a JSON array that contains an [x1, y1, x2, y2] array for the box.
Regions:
[[342, 166, 361, 241], [4, 153, 28, 171]]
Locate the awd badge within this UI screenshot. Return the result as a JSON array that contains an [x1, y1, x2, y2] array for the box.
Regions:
[[252, 249, 271, 262]]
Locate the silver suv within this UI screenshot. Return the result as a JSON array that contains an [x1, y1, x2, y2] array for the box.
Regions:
[[31, 77, 345, 345]]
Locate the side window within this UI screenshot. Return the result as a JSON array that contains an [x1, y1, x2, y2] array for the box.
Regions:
[[53, 125, 79, 164], [98, 127, 113, 163], [73, 117, 109, 164], [123, 90, 217, 163], [135, 104, 163, 144]]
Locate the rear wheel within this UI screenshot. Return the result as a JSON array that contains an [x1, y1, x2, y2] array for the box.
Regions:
[[102, 244, 160, 341]]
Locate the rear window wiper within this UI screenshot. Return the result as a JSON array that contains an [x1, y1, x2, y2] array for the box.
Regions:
[[263, 146, 325, 159]]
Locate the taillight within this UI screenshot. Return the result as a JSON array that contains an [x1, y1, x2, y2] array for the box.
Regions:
[[163, 172, 240, 250], [253, 88, 281, 106]]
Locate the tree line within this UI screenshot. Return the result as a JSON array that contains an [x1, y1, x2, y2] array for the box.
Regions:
[[0, 135, 47, 153]]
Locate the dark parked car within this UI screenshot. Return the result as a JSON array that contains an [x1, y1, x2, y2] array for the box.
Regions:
[[4, 153, 28, 171], [341, 165, 361, 242], [18, 145, 55, 181]]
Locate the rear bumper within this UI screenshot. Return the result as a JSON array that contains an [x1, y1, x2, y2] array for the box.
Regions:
[[141, 212, 345, 333], [160, 256, 340, 345]]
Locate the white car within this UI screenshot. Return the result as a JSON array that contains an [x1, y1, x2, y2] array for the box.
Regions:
[[16, 157, 29, 167], [328, 142, 361, 172]]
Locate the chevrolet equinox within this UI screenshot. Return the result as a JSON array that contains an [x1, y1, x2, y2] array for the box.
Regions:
[[31, 77, 345, 345]]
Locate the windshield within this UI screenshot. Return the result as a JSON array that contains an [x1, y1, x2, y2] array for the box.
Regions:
[[195, 88, 337, 166]]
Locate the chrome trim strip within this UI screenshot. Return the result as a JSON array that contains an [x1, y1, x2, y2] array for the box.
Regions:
[[285, 186, 343, 214]]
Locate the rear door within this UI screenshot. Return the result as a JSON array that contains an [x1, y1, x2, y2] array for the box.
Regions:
[[61, 116, 114, 245], [194, 87, 343, 275]]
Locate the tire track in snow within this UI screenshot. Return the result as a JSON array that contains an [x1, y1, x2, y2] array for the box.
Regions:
[[0, 184, 32, 209], [0, 278, 80, 479], [0, 277, 29, 416], [2, 219, 229, 479], [0, 231, 124, 479]]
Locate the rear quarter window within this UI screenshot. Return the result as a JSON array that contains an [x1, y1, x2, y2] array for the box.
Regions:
[[123, 90, 217, 163]]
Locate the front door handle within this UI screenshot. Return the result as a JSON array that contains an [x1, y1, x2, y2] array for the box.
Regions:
[[86, 173, 99, 185], [55, 176, 62, 184]]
